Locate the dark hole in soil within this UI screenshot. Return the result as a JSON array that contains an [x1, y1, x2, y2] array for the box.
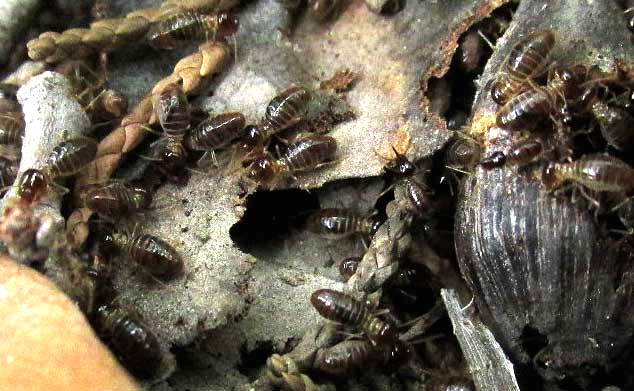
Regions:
[[424, 2, 517, 130], [229, 188, 320, 253], [237, 340, 276, 379]]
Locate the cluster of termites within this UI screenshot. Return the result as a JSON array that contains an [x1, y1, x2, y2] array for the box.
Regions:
[[261, 136, 465, 389], [0, 0, 369, 381], [0, 0, 253, 379], [475, 30, 634, 229]]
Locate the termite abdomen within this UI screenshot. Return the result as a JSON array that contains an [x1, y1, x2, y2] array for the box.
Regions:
[[496, 87, 552, 131], [246, 135, 337, 185], [313, 340, 374, 376], [85, 182, 152, 218], [113, 232, 183, 278], [542, 154, 634, 193], [403, 179, 433, 218], [0, 111, 24, 146], [154, 84, 190, 139], [591, 101, 634, 151], [305, 208, 379, 239], [338, 256, 361, 281], [94, 303, 163, 378], [310, 288, 398, 344], [313, 339, 409, 376], [186, 112, 246, 151], [490, 30, 555, 105], [279, 135, 337, 173], [147, 12, 239, 49], [262, 86, 311, 132], [46, 136, 98, 178], [480, 151, 507, 169]]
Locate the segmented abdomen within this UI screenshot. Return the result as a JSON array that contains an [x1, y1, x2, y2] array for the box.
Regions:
[[262, 86, 311, 132], [186, 112, 245, 150], [305, 208, 374, 239], [280, 135, 337, 173], [311, 289, 368, 325], [0, 111, 24, 146], [46, 137, 98, 178], [147, 12, 237, 49], [127, 233, 183, 277], [95, 304, 162, 378], [505, 30, 554, 81], [155, 84, 190, 138], [313, 340, 373, 376], [496, 88, 552, 131]]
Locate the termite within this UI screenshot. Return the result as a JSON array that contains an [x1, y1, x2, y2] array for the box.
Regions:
[[246, 135, 337, 185], [84, 182, 153, 219], [489, 30, 555, 105], [542, 153, 634, 194], [305, 208, 381, 239], [146, 11, 239, 49], [93, 303, 163, 378], [16, 137, 98, 203], [310, 288, 399, 345]]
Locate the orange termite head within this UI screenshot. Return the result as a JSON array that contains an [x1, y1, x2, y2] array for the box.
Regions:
[[541, 163, 564, 191], [16, 168, 47, 204], [238, 124, 265, 155], [216, 12, 240, 39], [247, 154, 277, 184]]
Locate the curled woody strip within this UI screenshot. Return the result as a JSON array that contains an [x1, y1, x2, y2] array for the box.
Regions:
[[267, 354, 319, 391], [27, 0, 239, 64], [67, 42, 230, 247]]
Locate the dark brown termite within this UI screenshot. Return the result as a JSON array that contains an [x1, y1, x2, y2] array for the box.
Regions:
[[246, 135, 337, 185], [338, 256, 361, 281], [146, 11, 239, 49], [16, 137, 98, 203], [542, 153, 634, 193], [153, 83, 191, 174], [240, 87, 311, 152], [591, 101, 634, 151], [0, 111, 24, 147], [480, 139, 543, 169], [496, 65, 587, 131], [185, 112, 246, 165], [47, 136, 99, 179], [305, 208, 380, 239], [84, 182, 153, 219], [490, 30, 555, 105], [310, 288, 398, 345], [106, 230, 183, 279], [313, 339, 409, 376], [93, 303, 163, 378]]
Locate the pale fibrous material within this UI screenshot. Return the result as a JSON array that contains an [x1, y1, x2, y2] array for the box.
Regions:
[[0, 72, 90, 262]]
